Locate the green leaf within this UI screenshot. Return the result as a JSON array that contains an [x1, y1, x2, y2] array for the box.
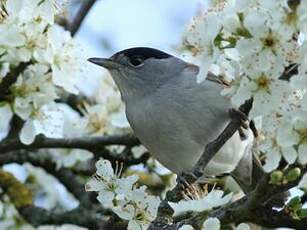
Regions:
[[298, 209, 307, 219], [287, 196, 302, 211], [286, 167, 301, 182], [269, 170, 283, 185]]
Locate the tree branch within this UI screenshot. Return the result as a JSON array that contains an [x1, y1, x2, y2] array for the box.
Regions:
[[149, 166, 306, 230], [68, 0, 98, 36], [0, 62, 30, 101], [179, 166, 307, 229], [19, 205, 109, 229], [0, 134, 139, 154]]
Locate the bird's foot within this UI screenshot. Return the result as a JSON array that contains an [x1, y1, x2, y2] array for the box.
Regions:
[[229, 108, 250, 140], [177, 172, 225, 200], [177, 171, 199, 188]]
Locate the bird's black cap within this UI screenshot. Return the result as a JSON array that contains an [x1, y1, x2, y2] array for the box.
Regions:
[[111, 47, 172, 60]]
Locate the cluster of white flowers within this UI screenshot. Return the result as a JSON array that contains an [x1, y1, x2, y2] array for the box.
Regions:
[[0, 0, 86, 144], [170, 189, 232, 215], [0, 0, 130, 169], [85, 158, 160, 230], [181, 0, 307, 172], [170, 186, 244, 230]]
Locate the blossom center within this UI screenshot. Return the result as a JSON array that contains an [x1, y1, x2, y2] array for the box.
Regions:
[[256, 74, 271, 91], [262, 34, 275, 48]]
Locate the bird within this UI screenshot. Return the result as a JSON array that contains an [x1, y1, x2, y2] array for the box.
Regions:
[[88, 47, 254, 184]]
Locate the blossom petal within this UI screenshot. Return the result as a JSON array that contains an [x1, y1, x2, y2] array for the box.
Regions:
[[263, 150, 281, 172], [281, 147, 297, 164], [96, 159, 115, 180], [298, 143, 307, 164], [19, 120, 36, 145], [202, 218, 220, 230]]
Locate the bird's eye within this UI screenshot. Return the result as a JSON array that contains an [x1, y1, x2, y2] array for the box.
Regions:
[[128, 56, 144, 67]]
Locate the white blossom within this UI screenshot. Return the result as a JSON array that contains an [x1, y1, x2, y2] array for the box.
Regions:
[[182, 12, 222, 82], [49, 149, 93, 170], [85, 159, 160, 229], [170, 190, 232, 216], [0, 21, 25, 47], [19, 103, 64, 144], [202, 217, 220, 230], [298, 173, 307, 189], [6, 0, 67, 24], [179, 225, 194, 230], [0, 103, 13, 140], [37, 225, 88, 230], [236, 223, 250, 230], [228, 62, 288, 117], [113, 186, 160, 230], [297, 1, 307, 35], [34, 25, 84, 94], [85, 159, 139, 208], [12, 64, 58, 120]]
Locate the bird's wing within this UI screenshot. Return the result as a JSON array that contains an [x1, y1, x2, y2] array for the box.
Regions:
[[206, 72, 230, 87], [161, 77, 231, 146]]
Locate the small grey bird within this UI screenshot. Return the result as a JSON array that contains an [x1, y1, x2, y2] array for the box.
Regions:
[[88, 47, 253, 181]]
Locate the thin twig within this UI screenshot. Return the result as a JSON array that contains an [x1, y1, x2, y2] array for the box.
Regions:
[[69, 0, 98, 36], [0, 134, 139, 154]]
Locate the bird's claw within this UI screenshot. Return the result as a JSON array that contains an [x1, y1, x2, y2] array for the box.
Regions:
[[229, 108, 248, 123], [177, 171, 198, 188], [229, 108, 250, 140]]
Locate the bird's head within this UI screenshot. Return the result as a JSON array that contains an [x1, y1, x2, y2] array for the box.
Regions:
[[88, 47, 199, 101]]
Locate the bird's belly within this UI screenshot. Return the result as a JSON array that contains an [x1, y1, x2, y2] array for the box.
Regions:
[[152, 146, 201, 174], [204, 131, 252, 176], [145, 131, 251, 176]]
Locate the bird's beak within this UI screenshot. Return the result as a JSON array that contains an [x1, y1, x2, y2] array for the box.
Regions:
[[88, 57, 121, 70]]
